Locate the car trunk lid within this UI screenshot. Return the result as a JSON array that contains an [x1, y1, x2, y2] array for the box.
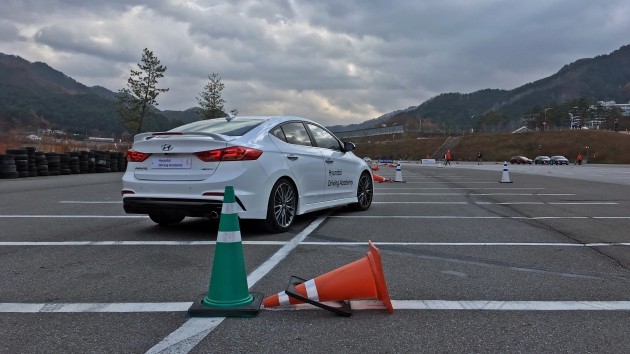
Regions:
[[130, 134, 228, 181]]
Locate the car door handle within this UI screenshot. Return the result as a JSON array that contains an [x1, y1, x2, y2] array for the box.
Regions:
[[287, 155, 298, 161], [325, 158, 334, 164]]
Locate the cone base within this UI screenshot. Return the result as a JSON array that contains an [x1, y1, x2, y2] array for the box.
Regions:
[[188, 292, 263, 318], [366, 241, 394, 313]]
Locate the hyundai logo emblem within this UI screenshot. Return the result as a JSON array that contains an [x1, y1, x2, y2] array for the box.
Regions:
[[161, 144, 173, 151]]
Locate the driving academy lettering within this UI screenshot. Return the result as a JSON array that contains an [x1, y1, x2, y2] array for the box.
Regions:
[[155, 157, 192, 168], [328, 169, 353, 187]]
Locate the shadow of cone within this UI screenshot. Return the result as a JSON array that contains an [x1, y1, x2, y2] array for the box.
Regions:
[[263, 241, 393, 315], [188, 185, 263, 317]]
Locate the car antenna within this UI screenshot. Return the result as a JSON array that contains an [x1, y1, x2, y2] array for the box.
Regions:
[[225, 112, 235, 122]]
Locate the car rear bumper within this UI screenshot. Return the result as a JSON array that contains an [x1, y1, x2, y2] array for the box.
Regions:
[[123, 197, 244, 218]]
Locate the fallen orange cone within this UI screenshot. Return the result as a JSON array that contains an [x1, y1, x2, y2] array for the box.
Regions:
[[372, 173, 391, 183], [263, 241, 393, 315]]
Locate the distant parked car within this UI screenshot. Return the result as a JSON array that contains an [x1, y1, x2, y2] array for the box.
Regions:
[[550, 155, 569, 165], [509, 156, 533, 164], [534, 156, 551, 165]]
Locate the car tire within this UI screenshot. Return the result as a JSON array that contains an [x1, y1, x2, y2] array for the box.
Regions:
[[350, 172, 373, 211], [264, 178, 297, 233], [149, 212, 185, 225]]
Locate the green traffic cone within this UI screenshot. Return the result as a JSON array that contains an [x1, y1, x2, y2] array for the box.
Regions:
[[188, 186, 262, 317]]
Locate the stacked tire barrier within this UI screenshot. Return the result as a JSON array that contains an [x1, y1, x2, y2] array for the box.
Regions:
[[1, 147, 127, 179]]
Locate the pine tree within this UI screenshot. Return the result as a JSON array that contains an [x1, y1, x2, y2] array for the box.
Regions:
[[116, 48, 169, 134], [196, 73, 226, 119]]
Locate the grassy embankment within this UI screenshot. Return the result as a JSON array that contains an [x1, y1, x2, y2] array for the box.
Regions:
[[352, 130, 630, 164]]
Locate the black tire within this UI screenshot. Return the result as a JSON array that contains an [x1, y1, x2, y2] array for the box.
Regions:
[[264, 178, 297, 233], [149, 213, 185, 225], [350, 172, 373, 211]]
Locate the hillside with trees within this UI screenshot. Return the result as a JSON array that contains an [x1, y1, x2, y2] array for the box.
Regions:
[[378, 44, 630, 134], [0, 53, 188, 138]]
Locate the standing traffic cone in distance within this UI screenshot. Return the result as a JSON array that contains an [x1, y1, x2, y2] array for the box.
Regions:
[[500, 161, 513, 183], [394, 162, 405, 182], [263, 241, 394, 314], [188, 185, 263, 317]]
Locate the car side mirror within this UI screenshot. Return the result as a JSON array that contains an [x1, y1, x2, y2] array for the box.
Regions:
[[343, 141, 356, 152]]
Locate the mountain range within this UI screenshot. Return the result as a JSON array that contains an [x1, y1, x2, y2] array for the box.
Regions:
[[328, 44, 630, 132], [2, 44, 630, 137]]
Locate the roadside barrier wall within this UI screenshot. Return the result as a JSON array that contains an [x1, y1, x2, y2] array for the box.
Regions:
[[0, 146, 127, 179]]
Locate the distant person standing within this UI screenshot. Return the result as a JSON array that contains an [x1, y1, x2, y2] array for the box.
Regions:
[[445, 150, 452, 165], [477, 151, 483, 165], [577, 152, 583, 165]]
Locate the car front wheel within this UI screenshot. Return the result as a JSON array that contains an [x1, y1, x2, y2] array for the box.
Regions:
[[350, 172, 373, 211], [264, 178, 297, 233]]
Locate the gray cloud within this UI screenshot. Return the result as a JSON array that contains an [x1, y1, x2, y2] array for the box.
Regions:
[[2, 0, 630, 126]]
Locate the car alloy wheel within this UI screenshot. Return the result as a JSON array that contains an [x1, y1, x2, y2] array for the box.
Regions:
[[351, 172, 373, 211], [265, 178, 297, 233]]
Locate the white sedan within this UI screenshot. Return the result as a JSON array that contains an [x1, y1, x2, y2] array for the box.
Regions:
[[121, 116, 373, 232]]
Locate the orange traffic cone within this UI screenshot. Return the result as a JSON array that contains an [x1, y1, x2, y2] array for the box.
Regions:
[[263, 241, 393, 315], [372, 173, 391, 183], [371, 165, 380, 171]]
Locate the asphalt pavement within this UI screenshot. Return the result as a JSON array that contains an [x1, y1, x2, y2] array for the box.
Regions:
[[1, 163, 629, 353]]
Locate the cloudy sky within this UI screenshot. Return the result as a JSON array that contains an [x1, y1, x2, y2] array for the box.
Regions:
[[2, 0, 629, 126]]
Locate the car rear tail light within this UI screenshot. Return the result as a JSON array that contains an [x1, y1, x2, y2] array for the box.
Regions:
[[194, 146, 263, 162], [127, 149, 151, 162]]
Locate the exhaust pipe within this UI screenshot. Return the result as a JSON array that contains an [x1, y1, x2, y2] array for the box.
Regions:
[[209, 211, 220, 219]]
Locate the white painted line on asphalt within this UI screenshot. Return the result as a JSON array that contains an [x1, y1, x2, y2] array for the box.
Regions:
[[279, 300, 630, 311], [2, 241, 628, 247], [548, 202, 619, 205], [146, 318, 224, 354], [374, 202, 470, 204], [374, 187, 546, 190], [331, 215, 630, 219], [397, 181, 499, 184], [0, 215, 146, 218], [245, 214, 328, 287], [374, 201, 618, 205], [0, 302, 192, 312], [375, 193, 576, 196], [59, 201, 122, 204], [2, 300, 629, 313], [475, 202, 544, 205], [384, 300, 630, 311], [145, 214, 329, 354], [303, 242, 630, 247]]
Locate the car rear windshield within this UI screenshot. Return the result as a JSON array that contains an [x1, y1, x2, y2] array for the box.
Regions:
[[170, 118, 264, 136]]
